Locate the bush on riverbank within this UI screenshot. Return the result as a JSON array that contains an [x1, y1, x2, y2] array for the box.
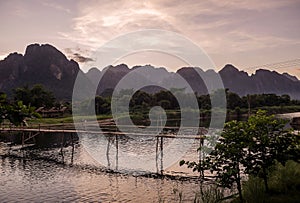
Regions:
[[180, 110, 300, 202], [241, 160, 300, 203]]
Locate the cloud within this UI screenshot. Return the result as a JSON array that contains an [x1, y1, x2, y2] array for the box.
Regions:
[[58, 0, 178, 50], [56, 0, 300, 73], [0, 54, 8, 61], [63, 1, 298, 48], [72, 53, 94, 63], [65, 48, 94, 63], [41, 1, 71, 14]]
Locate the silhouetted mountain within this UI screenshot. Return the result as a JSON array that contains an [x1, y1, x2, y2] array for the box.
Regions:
[[175, 67, 209, 95], [88, 64, 300, 99], [132, 65, 170, 83], [1, 44, 300, 100], [88, 64, 169, 96], [283, 72, 298, 82], [96, 64, 130, 95], [219, 64, 254, 95], [86, 67, 102, 86], [252, 69, 300, 97], [218, 65, 300, 99], [0, 44, 92, 100]]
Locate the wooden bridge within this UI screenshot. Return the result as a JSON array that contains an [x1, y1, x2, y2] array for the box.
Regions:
[[0, 124, 206, 175], [0, 124, 206, 144], [2, 124, 297, 175]]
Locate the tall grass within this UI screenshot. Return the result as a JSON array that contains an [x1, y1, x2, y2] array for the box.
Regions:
[[193, 185, 224, 203], [242, 160, 300, 203], [269, 160, 300, 194], [242, 176, 266, 203]]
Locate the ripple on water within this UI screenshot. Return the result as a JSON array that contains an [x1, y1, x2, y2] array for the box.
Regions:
[[0, 155, 201, 202], [0, 132, 212, 202]]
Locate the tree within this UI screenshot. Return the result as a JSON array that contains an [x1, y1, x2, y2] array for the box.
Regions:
[[180, 110, 300, 201], [154, 90, 179, 109], [13, 85, 32, 106], [210, 121, 248, 202], [0, 93, 8, 124], [244, 110, 299, 192], [0, 92, 40, 126], [30, 84, 55, 107], [13, 84, 55, 108], [95, 96, 111, 114], [226, 91, 243, 110], [197, 94, 211, 109], [129, 90, 152, 108], [6, 101, 40, 126], [181, 120, 248, 202]]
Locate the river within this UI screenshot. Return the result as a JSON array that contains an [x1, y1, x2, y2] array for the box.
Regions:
[[0, 132, 208, 202], [3, 110, 296, 202]]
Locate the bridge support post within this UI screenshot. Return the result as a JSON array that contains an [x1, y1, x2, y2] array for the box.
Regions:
[[70, 133, 74, 166], [60, 133, 65, 163], [115, 134, 119, 170], [160, 136, 163, 175], [156, 136, 159, 174]]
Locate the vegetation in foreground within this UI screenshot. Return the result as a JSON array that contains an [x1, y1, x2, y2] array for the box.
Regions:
[[242, 160, 300, 203], [180, 110, 300, 202]]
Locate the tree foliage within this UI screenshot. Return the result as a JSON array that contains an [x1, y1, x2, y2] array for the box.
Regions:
[[181, 110, 300, 202], [0, 92, 40, 126], [244, 110, 299, 192], [91, 88, 299, 115], [13, 84, 55, 108], [209, 120, 248, 202]]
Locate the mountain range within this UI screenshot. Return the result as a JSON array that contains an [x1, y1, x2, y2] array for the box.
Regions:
[[0, 44, 299, 100]]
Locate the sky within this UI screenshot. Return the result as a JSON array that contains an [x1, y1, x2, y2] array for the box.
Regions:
[[0, 0, 300, 76]]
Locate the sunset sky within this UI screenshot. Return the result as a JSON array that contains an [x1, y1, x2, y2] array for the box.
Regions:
[[0, 0, 300, 76]]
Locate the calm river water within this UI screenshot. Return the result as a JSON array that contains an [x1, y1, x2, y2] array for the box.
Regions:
[[1, 111, 296, 202], [0, 132, 208, 202]]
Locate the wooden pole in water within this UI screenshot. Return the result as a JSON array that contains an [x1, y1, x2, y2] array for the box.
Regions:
[[199, 137, 204, 179], [106, 136, 111, 169], [22, 131, 25, 147], [160, 136, 163, 175], [156, 136, 159, 174], [21, 125, 25, 158], [32, 132, 36, 145], [115, 134, 118, 170], [60, 133, 65, 163], [71, 132, 74, 166]]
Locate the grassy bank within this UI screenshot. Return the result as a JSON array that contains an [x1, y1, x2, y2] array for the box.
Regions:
[[26, 114, 112, 125], [25, 105, 300, 126]]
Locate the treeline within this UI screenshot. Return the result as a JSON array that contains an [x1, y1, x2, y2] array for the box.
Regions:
[[86, 89, 300, 115], [12, 84, 56, 108], [0, 84, 60, 125]]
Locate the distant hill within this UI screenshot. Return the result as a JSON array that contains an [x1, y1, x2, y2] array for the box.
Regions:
[[1, 44, 300, 100], [0, 44, 93, 100], [89, 64, 300, 99], [219, 64, 300, 99]]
